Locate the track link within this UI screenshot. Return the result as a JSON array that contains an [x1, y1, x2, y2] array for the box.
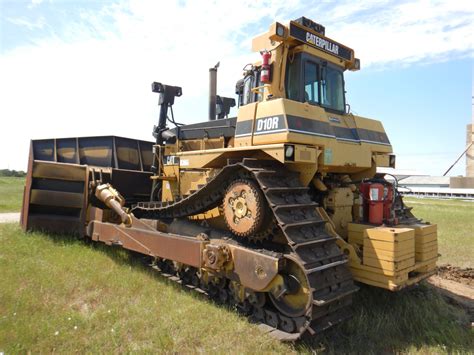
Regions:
[[132, 159, 358, 340]]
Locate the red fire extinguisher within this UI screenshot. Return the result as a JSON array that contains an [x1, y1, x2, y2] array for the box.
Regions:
[[368, 183, 384, 225], [383, 185, 394, 223], [260, 50, 271, 83]]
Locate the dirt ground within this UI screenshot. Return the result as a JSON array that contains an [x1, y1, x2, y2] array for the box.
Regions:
[[436, 264, 474, 287], [0, 212, 20, 223], [428, 264, 474, 323]]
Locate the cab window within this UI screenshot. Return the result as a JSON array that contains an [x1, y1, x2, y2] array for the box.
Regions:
[[321, 66, 344, 112], [285, 52, 345, 113], [242, 75, 254, 105], [304, 61, 319, 103], [286, 56, 300, 101], [241, 71, 261, 106]]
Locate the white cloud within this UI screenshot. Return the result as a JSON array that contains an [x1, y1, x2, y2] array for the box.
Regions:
[[314, 0, 474, 67], [27, 0, 44, 10], [0, 0, 298, 170], [0, 0, 472, 171], [6, 16, 47, 30]]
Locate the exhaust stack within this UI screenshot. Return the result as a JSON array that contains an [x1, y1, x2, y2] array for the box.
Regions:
[[209, 62, 219, 121]]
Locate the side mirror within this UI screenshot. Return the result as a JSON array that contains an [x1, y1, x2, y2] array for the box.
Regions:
[[216, 95, 236, 119], [216, 102, 223, 115]]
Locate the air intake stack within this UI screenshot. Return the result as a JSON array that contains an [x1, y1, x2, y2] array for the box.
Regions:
[[209, 62, 219, 121]]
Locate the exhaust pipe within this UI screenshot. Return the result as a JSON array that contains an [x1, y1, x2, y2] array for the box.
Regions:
[[209, 62, 219, 121]]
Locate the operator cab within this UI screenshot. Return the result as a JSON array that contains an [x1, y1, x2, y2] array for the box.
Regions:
[[236, 55, 345, 114], [236, 17, 359, 115]]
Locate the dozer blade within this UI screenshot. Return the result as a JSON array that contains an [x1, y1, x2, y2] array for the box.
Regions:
[[21, 136, 154, 235]]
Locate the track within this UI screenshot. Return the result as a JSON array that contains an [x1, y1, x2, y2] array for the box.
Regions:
[[132, 159, 358, 340]]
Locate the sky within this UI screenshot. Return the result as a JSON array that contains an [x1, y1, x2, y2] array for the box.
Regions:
[[0, 0, 473, 176]]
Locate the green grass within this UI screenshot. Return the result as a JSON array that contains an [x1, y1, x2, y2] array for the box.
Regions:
[[1, 180, 473, 352], [0, 177, 25, 213], [0, 223, 472, 353], [404, 197, 474, 268], [307, 284, 472, 354], [0, 224, 288, 353]]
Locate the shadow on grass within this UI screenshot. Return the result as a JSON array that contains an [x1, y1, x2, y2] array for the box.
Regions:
[[300, 284, 473, 354], [33, 229, 474, 353]]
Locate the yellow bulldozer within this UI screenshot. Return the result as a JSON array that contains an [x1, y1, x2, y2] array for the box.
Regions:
[[21, 17, 438, 340]]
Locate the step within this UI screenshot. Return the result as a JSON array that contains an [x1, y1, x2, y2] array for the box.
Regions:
[[274, 202, 319, 211], [293, 237, 335, 249], [283, 219, 325, 229], [305, 259, 348, 275], [265, 186, 309, 193]]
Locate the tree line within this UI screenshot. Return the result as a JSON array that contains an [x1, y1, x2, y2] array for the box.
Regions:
[[0, 169, 26, 177]]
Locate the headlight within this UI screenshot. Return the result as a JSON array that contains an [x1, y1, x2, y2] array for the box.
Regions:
[[276, 23, 285, 37], [285, 145, 294, 160]]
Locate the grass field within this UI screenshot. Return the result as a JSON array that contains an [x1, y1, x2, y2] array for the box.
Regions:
[[0, 223, 472, 353], [0, 177, 473, 352], [404, 197, 474, 268], [0, 177, 25, 213]]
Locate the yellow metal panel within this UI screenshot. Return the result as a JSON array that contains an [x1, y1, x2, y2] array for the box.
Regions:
[[351, 269, 406, 290], [176, 144, 286, 168], [348, 223, 372, 233], [415, 232, 437, 246], [364, 239, 414, 253], [347, 222, 374, 245], [350, 257, 438, 290], [400, 223, 437, 235], [351, 267, 407, 282], [235, 103, 257, 147], [416, 249, 438, 261], [251, 29, 280, 52], [253, 131, 290, 146], [365, 227, 415, 242], [325, 187, 354, 207], [416, 240, 438, 252], [351, 263, 401, 277], [373, 154, 390, 167], [348, 233, 364, 245], [396, 224, 438, 263], [294, 145, 317, 163], [363, 246, 414, 262], [415, 260, 437, 272], [362, 227, 416, 272], [363, 256, 415, 272]]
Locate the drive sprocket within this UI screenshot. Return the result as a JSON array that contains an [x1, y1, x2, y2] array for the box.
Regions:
[[222, 179, 267, 238]]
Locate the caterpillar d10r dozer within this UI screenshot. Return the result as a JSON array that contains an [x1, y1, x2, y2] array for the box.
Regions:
[[21, 17, 438, 341]]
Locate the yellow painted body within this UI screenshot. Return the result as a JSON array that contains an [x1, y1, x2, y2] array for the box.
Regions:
[[346, 223, 437, 290], [156, 19, 437, 291]]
